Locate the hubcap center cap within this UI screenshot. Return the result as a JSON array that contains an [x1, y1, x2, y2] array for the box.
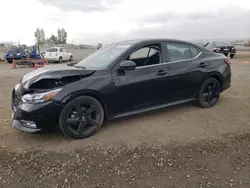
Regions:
[[81, 116, 86, 122]]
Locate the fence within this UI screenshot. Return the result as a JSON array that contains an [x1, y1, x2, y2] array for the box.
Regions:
[[12, 59, 49, 70]]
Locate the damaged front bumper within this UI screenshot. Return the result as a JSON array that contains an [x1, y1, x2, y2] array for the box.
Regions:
[[12, 119, 41, 133], [11, 93, 64, 132]]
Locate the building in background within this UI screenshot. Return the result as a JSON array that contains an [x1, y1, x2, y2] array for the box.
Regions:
[[34, 28, 45, 44], [57, 28, 67, 44]]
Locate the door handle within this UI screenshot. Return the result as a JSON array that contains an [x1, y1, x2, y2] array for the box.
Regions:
[[199, 63, 207, 68], [156, 70, 168, 76]]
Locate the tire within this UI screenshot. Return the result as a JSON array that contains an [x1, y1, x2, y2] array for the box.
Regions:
[[198, 78, 221, 108], [7, 59, 12, 64], [224, 53, 228, 57], [58, 57, 63, 63], [69, 55, 73, 61], [230, 54, 235, 58], [59, 96, 104, 139]]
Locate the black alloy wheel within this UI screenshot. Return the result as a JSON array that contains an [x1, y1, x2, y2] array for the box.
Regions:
[[59, 96, 104, 139], [198, 78, 221, 108]]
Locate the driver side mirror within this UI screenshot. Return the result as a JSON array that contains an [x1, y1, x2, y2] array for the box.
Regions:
[[118, 60, 137, 70]]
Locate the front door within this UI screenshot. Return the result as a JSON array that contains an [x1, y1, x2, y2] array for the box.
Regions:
[[110, 43, 170, 115]]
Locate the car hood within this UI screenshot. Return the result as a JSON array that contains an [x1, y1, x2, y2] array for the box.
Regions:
[[21, 65, 95, 89]]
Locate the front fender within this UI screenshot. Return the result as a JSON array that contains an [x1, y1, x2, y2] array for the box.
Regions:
[[57, 89, 108, 119]]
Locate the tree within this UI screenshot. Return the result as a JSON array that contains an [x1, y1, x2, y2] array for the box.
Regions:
[[47, 35, 58, 45]]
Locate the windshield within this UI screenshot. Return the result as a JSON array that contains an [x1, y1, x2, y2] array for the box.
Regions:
[[47, 48, 58, 52], [75, 44, 132, 69]]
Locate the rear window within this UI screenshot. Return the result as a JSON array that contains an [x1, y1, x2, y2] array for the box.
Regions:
[[165, 43, 192, 61], [8, 47, 24, 53], [47, 48, 58, 52]]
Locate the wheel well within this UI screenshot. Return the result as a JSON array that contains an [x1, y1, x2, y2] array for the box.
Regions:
[[64, 92, 107, 120], [84, 93, 107, 119], [209, 75, 223, 91]]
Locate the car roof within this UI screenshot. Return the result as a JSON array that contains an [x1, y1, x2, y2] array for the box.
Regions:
[[114, 38, 201, 47]]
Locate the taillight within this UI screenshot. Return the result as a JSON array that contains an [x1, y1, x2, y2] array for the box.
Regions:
[[214, 47, 221, 51], [225, 59, 231, 65]]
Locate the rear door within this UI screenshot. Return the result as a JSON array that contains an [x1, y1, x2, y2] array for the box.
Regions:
[[63, 48, 70, 60], [163, 42, 207, 101], [58, 48, 65, 59]]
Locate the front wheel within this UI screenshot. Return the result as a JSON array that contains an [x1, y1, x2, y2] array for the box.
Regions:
[[230, 54, 235, 58], [69, 55, 73, 61], [7, 59, 12, 64], [198, 78, 221, 108], [59, 96, 104, 139]]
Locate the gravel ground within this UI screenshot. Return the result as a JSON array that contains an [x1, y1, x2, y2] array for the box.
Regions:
[[0, 53, 250, 187]]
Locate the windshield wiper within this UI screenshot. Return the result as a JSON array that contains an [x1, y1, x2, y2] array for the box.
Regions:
[[67, 63, 86, 69], [74, 65, 86, 69]]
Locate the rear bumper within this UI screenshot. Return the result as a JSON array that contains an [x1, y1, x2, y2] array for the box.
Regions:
[[222, 65, 231, 91], [44, 56, 59, 61], [6, 57, 22, 61], [215, 50, 236, 55]]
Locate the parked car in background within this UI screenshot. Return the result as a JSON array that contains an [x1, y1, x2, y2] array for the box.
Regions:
[[204, 41, 236, 58], [43, 47, 73, 63], [5, 47, 32, 63], [11, 39, 231, 139], [4, 46, 42, 63], [97, 43, 102, 50]]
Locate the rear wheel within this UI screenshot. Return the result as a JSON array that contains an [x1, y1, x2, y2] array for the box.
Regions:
[[224, 53, 228, 57], [230, 54, 235, 58], [198, 78, 221, 108], [69, 55, 73, 61], [59, 96, 104, 139], [58, 57, 63, 63]]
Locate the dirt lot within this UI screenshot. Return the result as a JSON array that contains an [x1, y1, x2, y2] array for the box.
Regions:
[[0, 53, 250, 187]]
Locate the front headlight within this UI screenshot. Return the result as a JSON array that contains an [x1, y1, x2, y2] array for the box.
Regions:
[[21, 88, 62, 104]]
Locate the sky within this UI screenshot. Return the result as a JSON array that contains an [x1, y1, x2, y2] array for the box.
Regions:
[[0, 0, 250, 45]]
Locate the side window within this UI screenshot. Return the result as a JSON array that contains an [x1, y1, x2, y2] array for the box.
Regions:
[[189, 46, 200, 58], [165, 43, 191, 62], [128, 45, 160, 67], [59, 48, 63, 52], [130, 47, 150, 59], [148, 48, 158, 57]]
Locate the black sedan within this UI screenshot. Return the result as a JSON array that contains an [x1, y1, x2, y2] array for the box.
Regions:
[[11, 39, 231, 139], [204, 41, 236, 58]]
